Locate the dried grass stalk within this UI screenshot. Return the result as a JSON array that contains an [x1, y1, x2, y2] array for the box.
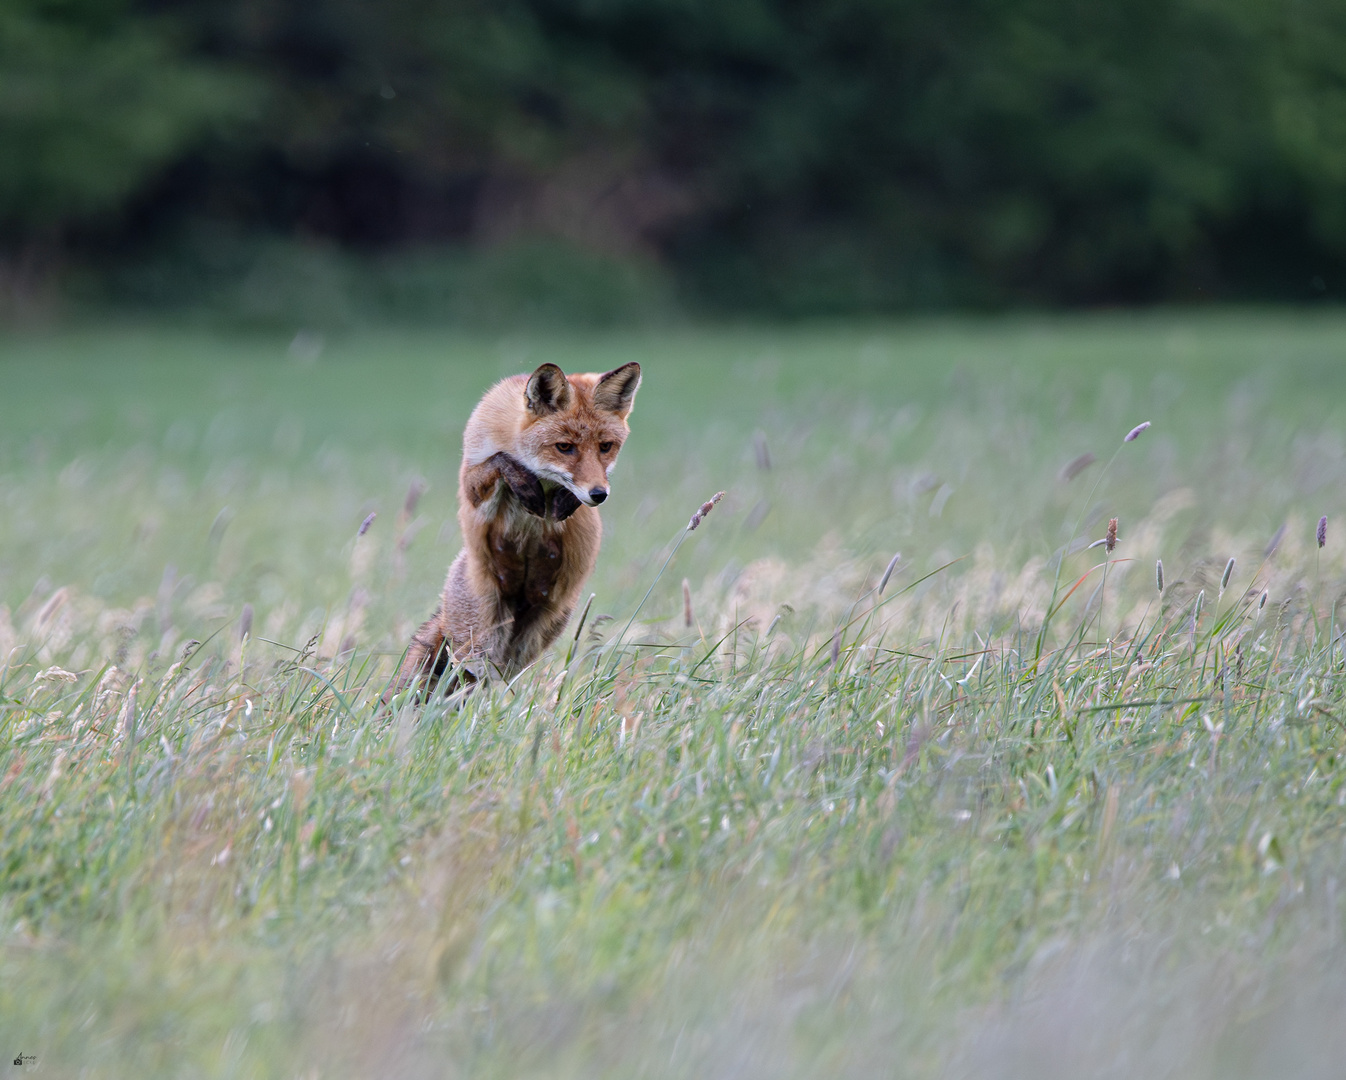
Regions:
[[1060, 453, 1096, 482]]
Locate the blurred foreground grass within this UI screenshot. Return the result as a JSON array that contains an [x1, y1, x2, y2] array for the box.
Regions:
[[3, 311, 1346, 1077]]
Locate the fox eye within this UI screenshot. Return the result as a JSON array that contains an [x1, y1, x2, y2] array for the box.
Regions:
[[555, 442, 576, 454], [599, 441, 615, 454]]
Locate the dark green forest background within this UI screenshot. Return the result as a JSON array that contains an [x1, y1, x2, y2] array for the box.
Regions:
[[3, 0, 1346, 323]]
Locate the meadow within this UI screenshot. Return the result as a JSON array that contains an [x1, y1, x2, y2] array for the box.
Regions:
[[2, 311, 1346, 1077]]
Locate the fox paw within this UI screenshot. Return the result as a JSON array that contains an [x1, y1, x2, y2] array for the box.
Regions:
[[547, 487, 583, 521]]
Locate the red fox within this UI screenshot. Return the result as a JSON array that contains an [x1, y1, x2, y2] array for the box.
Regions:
[[391, 361, 641, 699]]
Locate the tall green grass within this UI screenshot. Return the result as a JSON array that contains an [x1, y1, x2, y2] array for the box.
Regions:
[[2, 312, 1346, 1077]]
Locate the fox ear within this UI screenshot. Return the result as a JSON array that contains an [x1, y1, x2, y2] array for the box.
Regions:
[[525, 363, 572, 415], [592, 362, 642, 416]]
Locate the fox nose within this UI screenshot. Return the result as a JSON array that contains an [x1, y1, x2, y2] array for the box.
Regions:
[[589, 488, 608, 504]]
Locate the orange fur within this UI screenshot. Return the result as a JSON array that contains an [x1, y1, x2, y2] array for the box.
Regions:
[[391, 361, 640, 699]]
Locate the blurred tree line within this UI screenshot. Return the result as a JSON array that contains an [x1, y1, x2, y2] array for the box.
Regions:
[[3, 0, 1345, 321]]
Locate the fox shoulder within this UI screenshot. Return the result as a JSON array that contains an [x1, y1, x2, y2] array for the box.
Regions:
[[461, 374, 531, 466]]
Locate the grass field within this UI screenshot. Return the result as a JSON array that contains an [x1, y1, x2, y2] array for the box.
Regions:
[[3, 311, 1346, 1077]]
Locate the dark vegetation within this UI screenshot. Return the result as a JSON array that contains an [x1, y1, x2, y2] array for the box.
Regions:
[[3, 0, 1346, 321]]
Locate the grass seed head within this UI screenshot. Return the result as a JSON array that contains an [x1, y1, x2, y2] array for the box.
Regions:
[[1259, 589, 1269, 610], [1318, 515, 1328, 549], [1156, 560, 1164, 593], [688, 491, 725, 531], [1220, 558, 1235, 591], [403, 480, 425, 518], [358, 512, 376, 536], [1059, 452, 1096, 482], [753, 431, 772, 471], [1106, 518, 1118, 553], [682, 579, 694, 628], [1124, 421, 1151, 442], [878, 552, 901, 594]]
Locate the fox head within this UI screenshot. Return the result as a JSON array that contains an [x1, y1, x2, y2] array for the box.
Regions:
[[517, 361, 641, 507]]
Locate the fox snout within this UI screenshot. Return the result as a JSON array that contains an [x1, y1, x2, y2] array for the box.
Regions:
[[568, 484, 607, 507]]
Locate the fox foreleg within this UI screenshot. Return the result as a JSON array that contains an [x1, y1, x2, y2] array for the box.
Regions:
[[464, 452, 582, 521], [464, 452, 547, 515]]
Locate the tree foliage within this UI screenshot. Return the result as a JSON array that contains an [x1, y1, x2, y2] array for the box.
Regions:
[[6, 0, 1346, 309], [0, 1, 247, 228]]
